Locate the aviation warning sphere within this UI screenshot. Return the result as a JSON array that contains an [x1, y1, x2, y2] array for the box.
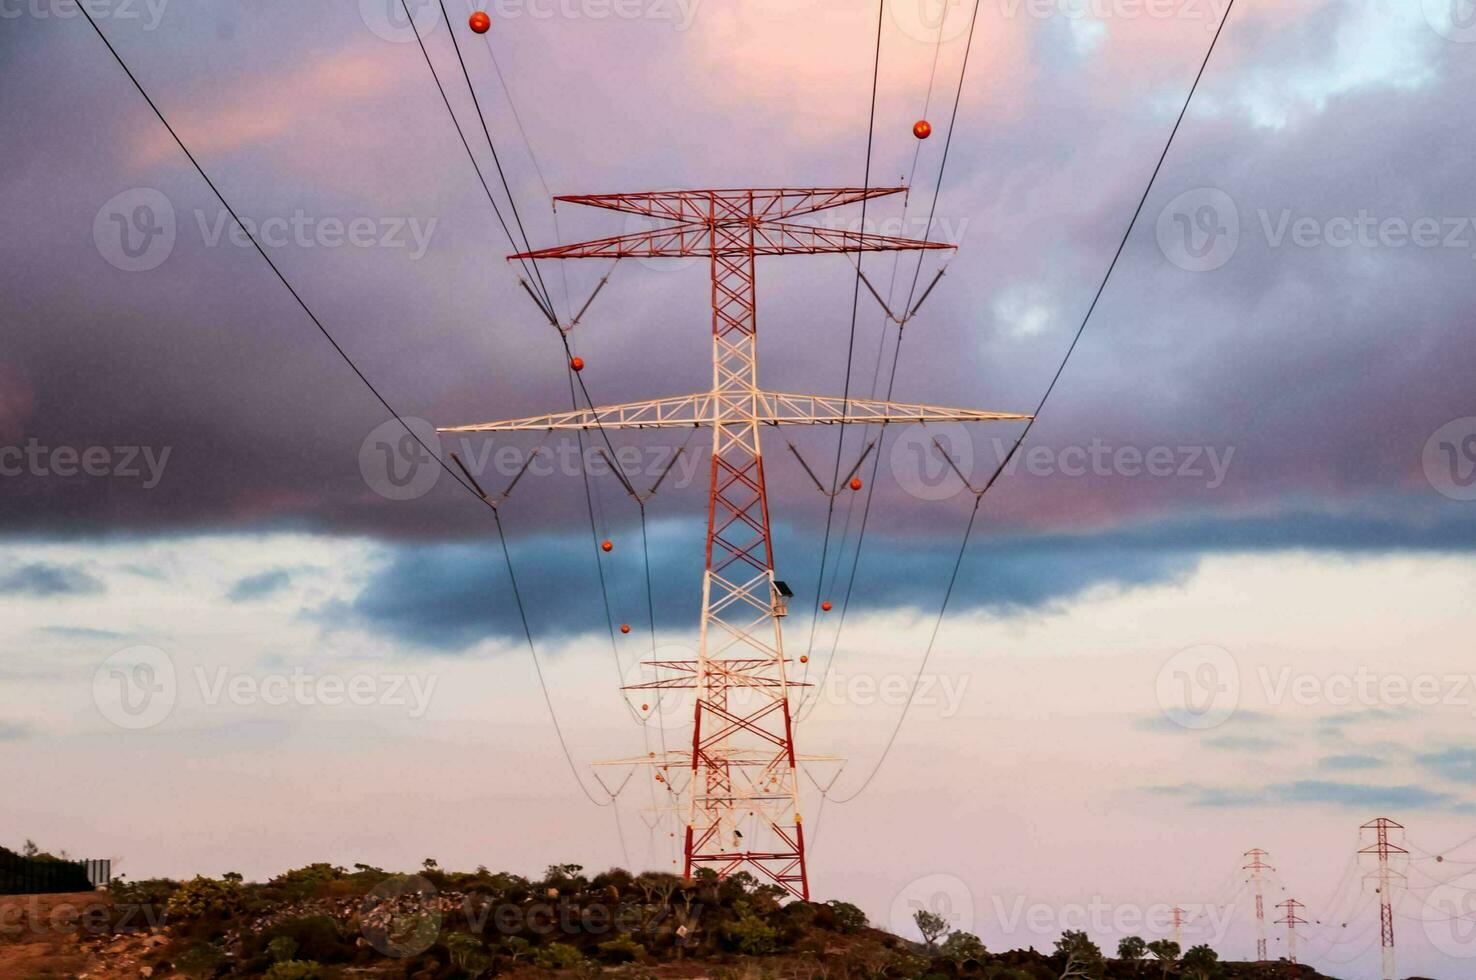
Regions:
[[620, 623, 631, 634], [469, 11, 491, 33], [602, 539, 614, 552], [821, 601, 833, 611], [570, 356, 585, 372], [913, 119, 932, 140], [849, 477, 863, 491]]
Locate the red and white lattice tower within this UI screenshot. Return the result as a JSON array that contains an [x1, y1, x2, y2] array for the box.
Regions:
[[1360, 817, 1407, 980], [443, 188, 1031, 898], [1276, 898, 1306, 979], [1243, 848, 1274, 961], [1170, 906, 1186, 948]]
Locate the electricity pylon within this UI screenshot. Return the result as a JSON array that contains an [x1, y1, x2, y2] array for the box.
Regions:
[[1243, 848, 1274, 961], [1276, 898, 1306, 979], [1360, 817, 1406, 980], [444, 187, 1031, 898]]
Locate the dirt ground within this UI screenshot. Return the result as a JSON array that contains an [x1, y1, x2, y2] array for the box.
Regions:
[[0, 891, 170, 979]]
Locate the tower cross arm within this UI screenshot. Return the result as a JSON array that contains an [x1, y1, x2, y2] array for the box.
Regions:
[[551, 187, 906, 222], [441, 390, 1031, 433], [509, 219, 955, 261]]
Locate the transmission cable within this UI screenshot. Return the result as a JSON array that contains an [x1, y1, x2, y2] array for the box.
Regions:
[[828, 0, 1241, 803], [395, 0, 554, 316], [76, 5, 618, 808], [797, 0, 975, 718], [801, 0, 888, 674]]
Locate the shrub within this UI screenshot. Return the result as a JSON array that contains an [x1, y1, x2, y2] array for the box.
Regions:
[[270, 863, 343, 900], [264, 961, 323, 980], [166, 876, 244, 921], [267, 936, 299, 963], [824, 900, 868, 934], [172, 942, 224, 979], [939, 930, 987, 965], [721, 912, 780, 955], [447, 932, 493, 977], [259, 915, 353, 964], [597, 933, 646, 963], [533, 941, 586, 969]]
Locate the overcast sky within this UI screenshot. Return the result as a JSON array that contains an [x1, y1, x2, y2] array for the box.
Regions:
[[3, 1, 1476, 977]]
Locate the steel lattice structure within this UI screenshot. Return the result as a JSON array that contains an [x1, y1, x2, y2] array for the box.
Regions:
[[1243, 848, 1274, 962], [1359, 817, 1406, 980], [446, 187, 1030, 899]]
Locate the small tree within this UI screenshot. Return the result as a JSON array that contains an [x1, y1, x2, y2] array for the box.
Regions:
[[1180, 944, 1221, 980], [1146, 939, 1180, 979], [939, 930, 987, 965], [1054, 930, 1103, 980], [1118, 936, 1147, 973], [914, 908, 950, 950]]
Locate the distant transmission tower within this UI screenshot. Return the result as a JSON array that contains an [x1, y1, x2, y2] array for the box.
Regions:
[[1276, 898, 1306, 979], [1243, 848, 1274, 961], [1170, 906, 1186, 948], [445, 187, 1030, 898], [1360, 817, 1407, 980]]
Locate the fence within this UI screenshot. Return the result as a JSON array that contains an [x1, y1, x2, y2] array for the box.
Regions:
[[0, 849, 107, 895]]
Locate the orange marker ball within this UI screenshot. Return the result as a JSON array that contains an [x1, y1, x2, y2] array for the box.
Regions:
[[469, 11, 491, 33], [570, 356, 585, 372], [601, 540, 613, 552], [641, 703, 650, 711], [821, 601, 833, 611], [913, 119, 932, 140], [800, 655, 809, 664], [620, 623, 631, 634], [849, 477, 863, 491]]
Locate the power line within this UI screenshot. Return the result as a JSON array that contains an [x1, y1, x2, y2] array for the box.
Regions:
[[802, 0, 888, 659], [395, 0, 554, 316], [426, 0, 555, 308], [829, 0, 1241, 802], [75, 4, 617, 808], [798, 0, 979, 718], [403, 1, 665, 737]]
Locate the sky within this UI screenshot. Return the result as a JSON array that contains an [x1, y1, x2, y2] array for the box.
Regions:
[[3, 0, 1476, 976]]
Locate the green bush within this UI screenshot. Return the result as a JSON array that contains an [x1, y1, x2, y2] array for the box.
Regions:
[[166, 876, 244, 921], [597, 933, 646, 963], [172, 942, 224, 979], [269, 863, 343, 900], [720, 912, 780, 955], [446, 932, 493, 977], [824, 899, 868, 934], [258, 915, 352, 964], [533, 941, 586, 969], [267, 936, 299, 963]]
